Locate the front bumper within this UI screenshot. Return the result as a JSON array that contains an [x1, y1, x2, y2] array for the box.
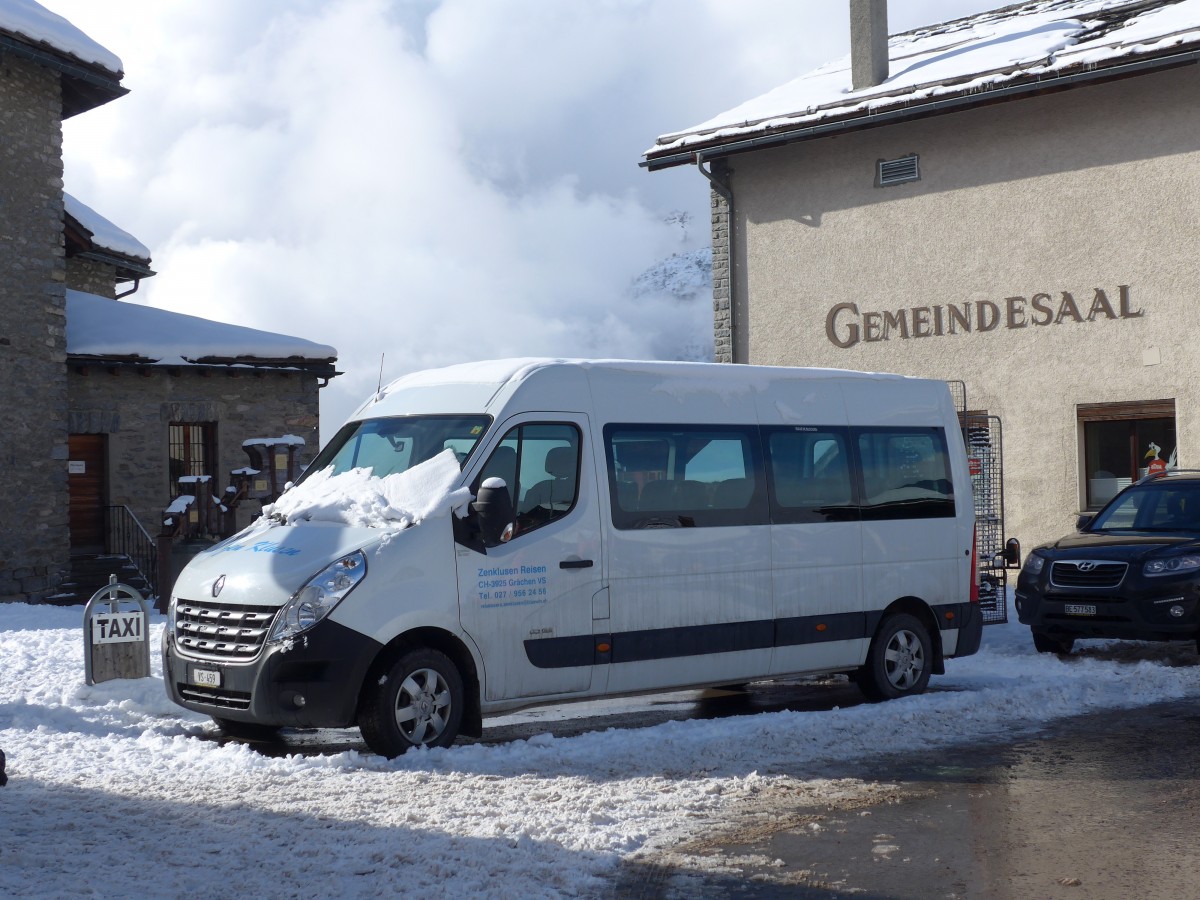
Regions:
[[163, 617, 383, 728], [1016, 570, 1200, 642]]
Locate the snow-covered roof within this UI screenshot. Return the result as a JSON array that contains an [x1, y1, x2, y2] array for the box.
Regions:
[[64, 290, 338, 370], [0, 0, 126, 117], [64, 193, 152, 264], [645, 0, 1200, 168]]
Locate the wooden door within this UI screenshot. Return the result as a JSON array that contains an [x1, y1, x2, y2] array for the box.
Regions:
[[69, 434, 107, 553]]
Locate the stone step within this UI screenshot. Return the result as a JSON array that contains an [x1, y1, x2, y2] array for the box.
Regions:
[[52, 555, 153, 607]]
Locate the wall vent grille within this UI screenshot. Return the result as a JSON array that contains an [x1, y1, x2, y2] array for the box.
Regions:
[[877, 154, 920, 187]]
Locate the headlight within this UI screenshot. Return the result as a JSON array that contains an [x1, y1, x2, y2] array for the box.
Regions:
[[268, 552, 367, 643], [166, 594, 178, 639], [1023, 554, 1046, 575], [1144, 555, 1200, 577]]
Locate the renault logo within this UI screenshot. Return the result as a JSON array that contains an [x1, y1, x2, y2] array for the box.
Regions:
[[1077, 561, 1097, 572], [212, 575, 226, 598]]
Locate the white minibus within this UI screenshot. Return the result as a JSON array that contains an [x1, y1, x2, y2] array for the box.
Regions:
[[163, 359, 982, 757]]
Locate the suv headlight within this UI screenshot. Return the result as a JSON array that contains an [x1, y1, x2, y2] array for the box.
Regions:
[[1144, 555, 1200, 577], [1023, 554, 1046, 575], [268, 552, 367, 643]]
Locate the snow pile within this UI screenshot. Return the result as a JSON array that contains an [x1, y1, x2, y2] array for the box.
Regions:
[[2, 596, 1199, 895], [264, 449, 472, 528]]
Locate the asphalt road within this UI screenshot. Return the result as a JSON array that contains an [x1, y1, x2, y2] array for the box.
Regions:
[[613, 697, 1200, 899]]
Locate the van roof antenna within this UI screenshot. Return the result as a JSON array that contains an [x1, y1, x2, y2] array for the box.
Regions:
[[375, 353, 386, 401]]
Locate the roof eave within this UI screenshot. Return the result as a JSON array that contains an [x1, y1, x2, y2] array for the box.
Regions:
[[66, 355, 342, 378], [643, 46, 1200, 171], [0, 32, 126, 118]]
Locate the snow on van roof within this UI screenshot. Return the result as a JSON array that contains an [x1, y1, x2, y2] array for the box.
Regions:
[[378, 357, 914, 398], [265, 448, 471, 530]]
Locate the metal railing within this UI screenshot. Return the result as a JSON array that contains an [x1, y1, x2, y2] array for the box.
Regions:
[[105, 505, 158, 598]]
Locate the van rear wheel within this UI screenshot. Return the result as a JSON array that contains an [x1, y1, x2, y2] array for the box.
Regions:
[[855, 613, 932, 702], [358, 647, 464, 758]]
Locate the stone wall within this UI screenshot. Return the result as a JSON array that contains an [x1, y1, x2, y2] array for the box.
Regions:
[[710, 189, 732, 364], [0, 56, 69, 602], [68, 366, 323, 535], [66, 257, 117, 298]]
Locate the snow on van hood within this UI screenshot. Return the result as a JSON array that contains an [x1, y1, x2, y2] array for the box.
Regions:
[[264, 448, 472, 529]]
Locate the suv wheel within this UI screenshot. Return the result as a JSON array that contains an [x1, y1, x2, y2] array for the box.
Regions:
[[1032, 631, 1075, 655]]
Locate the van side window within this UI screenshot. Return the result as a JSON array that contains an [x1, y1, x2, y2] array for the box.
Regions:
[[765, 428, 857, 524], [477, 423, 581, 536], [854, 427, 955, 520], [604, 425, 766, 529]]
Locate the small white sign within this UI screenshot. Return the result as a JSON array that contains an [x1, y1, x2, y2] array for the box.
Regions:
[[91, 612, 145, 644], [68, 460, 86, 474]]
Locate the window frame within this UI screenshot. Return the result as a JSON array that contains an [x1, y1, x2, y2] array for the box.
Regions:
[[168, 421, 217, 499]]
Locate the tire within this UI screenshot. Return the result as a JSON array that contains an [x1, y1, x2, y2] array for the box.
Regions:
[[1032, 631, 1075, 655], [358, 647, 464, 758], [212, 717, 281, 741], [855, 613, 932, 702]]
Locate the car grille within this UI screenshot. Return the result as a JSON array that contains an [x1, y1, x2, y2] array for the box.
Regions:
[[177, 683, 252, 710], [1050, 560, 1127, 589], [174, 599, 277, 662]]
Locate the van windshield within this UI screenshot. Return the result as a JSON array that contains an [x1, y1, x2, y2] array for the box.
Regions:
[[299, 415, 492, 482]]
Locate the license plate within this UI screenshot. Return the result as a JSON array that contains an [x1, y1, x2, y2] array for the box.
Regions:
[[192, 667, 221, 687], [1063, 603, 1097, 616]]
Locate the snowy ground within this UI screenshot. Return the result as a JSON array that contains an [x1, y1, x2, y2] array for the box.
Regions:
[[2, 597, 1199, 897]]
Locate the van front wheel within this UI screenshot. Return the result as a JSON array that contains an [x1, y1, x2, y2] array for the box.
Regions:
[[358, 647, 464, 758], [855, 613, 932, 702]]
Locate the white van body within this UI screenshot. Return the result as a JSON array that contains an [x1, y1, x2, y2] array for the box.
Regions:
[[163, 359, 982, 756]]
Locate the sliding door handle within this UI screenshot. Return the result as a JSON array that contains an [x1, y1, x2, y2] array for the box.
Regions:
[[559, 559, 594, 569]]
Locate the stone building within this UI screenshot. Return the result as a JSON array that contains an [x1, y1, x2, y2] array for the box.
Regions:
[[644, 0, 1200, 552], [1, 3, 338, 603]]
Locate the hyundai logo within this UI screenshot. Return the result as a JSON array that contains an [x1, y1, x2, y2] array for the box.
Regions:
[[212, 575, 226, 598], [1076, 561, 1097, 572]]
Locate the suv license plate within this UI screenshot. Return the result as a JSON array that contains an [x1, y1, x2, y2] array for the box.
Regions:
[[1063, 604, 1097, 616], [192, 668, 221, 687]]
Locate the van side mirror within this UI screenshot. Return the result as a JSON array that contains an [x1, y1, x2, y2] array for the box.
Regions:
[[472, 478, 516, 548], [1000, 537, 1021, 569], [1076, 514, 1093, 531]]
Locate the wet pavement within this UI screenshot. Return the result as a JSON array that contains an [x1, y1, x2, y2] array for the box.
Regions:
[[627, 698, 1200, 899]]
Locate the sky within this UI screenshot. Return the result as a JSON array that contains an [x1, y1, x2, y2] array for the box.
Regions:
[[4, 594, 1200, 895], [47, 0, 1005, 440]]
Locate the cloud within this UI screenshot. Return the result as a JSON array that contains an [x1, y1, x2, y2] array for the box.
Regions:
[[52, 0, 1000, 435]]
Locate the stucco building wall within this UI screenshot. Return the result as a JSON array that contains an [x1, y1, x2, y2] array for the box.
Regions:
[[725, 65, 1200, 550], [0, 56, 69, 601]]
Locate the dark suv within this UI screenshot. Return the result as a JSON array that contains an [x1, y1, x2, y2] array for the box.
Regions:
[[1016, 470, 1200, 655]]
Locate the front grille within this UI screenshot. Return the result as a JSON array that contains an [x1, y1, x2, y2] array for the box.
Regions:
[[1050, 560, 1127, 589], [178, 683, 252, 710], [174, 599, 277, 662]]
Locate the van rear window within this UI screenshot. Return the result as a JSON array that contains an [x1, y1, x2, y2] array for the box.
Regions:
[[854, 427, 955, 520]]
